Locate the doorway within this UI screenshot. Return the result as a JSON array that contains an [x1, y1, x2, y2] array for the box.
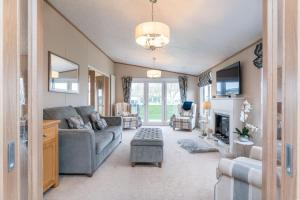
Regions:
[[130, 78, 181, 125], [88, 68, 110, 116]]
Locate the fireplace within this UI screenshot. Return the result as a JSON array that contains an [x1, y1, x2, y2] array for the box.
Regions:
[[214, 113, 230, 144]]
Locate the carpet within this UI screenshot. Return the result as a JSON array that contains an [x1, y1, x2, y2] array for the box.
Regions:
[[44, 127, 220, 200], [178, 138, 218, 153]]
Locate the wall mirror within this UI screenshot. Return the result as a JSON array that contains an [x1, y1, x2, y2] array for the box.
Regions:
[[48, 52, 79, 93]]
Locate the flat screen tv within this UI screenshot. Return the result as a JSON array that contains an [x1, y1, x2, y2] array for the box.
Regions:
[[216, 62, 241, 96]]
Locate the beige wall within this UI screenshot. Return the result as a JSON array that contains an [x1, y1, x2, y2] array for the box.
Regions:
[[43, 3, 114, 108], [209, 41, 262, 145], [114, 63, 199, 104]]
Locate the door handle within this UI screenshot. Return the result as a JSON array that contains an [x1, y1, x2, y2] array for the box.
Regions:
[[286, 143, 293, 176]]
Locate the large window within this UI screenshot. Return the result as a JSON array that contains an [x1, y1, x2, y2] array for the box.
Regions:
[[166, 83, 181, 119], [130, 79, 180, 125], [200, 84, 212, 116], [130, 83, 145, 121]]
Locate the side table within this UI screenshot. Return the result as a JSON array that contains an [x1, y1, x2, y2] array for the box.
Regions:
[[234, 140, 254, 157]]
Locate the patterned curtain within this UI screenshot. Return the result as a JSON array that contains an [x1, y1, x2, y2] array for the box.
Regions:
[[198, 71, 212, 87], [122, 76, 132, 103], [178, 76, 188, 103]]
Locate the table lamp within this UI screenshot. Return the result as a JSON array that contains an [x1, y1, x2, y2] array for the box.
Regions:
[[202, 101, 212, 137]]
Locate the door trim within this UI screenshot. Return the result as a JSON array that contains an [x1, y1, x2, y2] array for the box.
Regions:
[[262, 0, 278, 199]]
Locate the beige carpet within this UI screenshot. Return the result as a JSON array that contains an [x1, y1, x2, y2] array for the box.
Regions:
[[44, 126, 220, 200]]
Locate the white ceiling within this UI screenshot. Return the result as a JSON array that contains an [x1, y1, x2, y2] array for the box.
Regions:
[[48, 0, 262, 75]]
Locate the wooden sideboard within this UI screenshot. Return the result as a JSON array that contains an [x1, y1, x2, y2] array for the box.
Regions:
[[43, 120, 60, 192]]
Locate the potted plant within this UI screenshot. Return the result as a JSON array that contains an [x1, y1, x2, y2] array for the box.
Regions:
[[234, 100, 258, 142]]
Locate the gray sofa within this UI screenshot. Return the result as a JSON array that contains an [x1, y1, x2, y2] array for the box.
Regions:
[[43, 106, 122, 176]]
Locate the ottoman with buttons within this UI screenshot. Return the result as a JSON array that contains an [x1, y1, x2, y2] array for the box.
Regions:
[[130, 128, 164, 167]]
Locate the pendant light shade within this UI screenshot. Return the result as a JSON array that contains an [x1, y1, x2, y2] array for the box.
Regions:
[[147, 69, 161, 78], [135, 0, 170, 50], [135, 21, 170, 50]]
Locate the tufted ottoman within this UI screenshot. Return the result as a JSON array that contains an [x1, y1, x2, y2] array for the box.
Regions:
[[130, 128, 164, 167]]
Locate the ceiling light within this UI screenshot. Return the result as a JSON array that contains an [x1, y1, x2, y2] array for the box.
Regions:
[[147, 57, 161, 78], [135, 0, 170, 50]]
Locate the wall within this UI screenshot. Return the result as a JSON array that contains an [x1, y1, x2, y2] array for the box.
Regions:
[[43, 3, 114, 108], [114, 63, 199, 104], [209, 41, 263, 145]]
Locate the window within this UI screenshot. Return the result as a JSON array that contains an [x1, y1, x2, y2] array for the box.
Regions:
[[130, 79, 180, 125], [166, 83, 181, 120], [130, 83, 145, 121], [200, 84, 212, 116]]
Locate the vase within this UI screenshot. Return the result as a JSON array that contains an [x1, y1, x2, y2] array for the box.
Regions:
[[239, 135, 249, 142]]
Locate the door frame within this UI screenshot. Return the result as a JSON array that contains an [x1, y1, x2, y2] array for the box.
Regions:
[[132, 78, 179, 126], [263, 0, 300, 199], [0, 0, 43, 199]]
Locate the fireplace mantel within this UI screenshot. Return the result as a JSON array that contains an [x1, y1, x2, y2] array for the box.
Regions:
[[209, 97, 244, 154]]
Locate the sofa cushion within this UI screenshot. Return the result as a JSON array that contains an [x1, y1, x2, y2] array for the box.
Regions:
[[102, 126, 122, 139], [75, 106, 96, 124], [66, 116, 85, 129], [43, 106, 79, 129], [95, 132, 114, 154]]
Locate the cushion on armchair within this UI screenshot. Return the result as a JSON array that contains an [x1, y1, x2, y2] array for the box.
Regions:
[[182, 101, 193, 110]]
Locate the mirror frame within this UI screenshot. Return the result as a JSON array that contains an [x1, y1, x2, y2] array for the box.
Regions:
[[48, 51, 80, 94]]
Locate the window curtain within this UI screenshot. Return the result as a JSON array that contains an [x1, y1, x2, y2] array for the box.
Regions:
[[122, 76, 132, 103], [178, 76, 188, 103], [198, 71, 212, 87]]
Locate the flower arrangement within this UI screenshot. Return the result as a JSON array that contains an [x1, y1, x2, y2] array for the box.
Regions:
[[234, 100, 258, 141]]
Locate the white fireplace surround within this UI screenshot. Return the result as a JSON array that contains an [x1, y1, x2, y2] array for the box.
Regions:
[[209, 97, 244, 154]]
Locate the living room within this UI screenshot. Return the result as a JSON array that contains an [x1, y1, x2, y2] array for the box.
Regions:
[[41, 0, 264, 199], [2, 0, 298, 200]]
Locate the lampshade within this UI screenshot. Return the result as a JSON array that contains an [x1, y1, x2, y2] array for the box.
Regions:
[[202, 101, 212, 110], [135, 21, 170, 50], [147, 69, 161, 78], [51, 70, 59, 78]]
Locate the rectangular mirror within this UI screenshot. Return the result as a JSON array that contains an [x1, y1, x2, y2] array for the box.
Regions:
[[48, 52, 79, 93]]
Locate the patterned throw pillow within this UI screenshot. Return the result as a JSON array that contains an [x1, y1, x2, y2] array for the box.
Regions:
[[95, 118, 108, 130], [182, 111, 192, 117], [89, 112, 108, 130], [66, 116, 85, 129]]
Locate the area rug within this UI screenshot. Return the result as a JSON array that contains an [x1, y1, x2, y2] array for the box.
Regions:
[[177, 138, 218, 153]]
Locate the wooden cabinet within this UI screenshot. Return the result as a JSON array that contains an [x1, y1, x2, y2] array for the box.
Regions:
[[43, 120, 60, 192]]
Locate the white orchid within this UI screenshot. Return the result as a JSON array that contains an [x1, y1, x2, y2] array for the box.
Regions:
[[246, 123, 259, 133], [235, 100, 259, 139], [240, 111, 248, 122]]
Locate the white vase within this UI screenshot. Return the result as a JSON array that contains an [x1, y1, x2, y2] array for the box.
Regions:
[[239, 135, 249, 142]]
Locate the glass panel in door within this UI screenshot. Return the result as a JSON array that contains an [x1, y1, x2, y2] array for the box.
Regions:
[[166, 83, 181, 120], [148, 83, 163, 122], [19, 0, 29, 199], [130, 83, 145, 121]]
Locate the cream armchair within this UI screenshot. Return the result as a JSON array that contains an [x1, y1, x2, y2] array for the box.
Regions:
[[214, 146, 280, 200], [170, 103, 197, 131], [115, 102, 142, 129]]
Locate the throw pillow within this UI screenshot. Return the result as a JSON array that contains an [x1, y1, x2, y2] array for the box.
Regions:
[[66, 116, 85, 129], [122, 111, 131, 117], [89, 112, 108, 130], [95, 118, 108, 130], [182, 111, 192, 117]]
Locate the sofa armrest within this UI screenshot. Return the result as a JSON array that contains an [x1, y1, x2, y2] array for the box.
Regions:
[[249, 146, 263, 161], [58, 129, 96, 175], [217, 158, 262, 188], [103, 116, 122, 126]]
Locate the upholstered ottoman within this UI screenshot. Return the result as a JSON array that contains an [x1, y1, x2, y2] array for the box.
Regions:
[[130, 128, 164, 167]]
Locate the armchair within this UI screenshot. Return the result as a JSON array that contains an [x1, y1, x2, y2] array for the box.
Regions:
[[115, 102, 142, 129], [170, 103, 197, 131], [215, 146, 280, 200]]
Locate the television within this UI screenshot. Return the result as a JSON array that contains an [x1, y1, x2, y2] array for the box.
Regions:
[[216, 62, 241, 96]]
